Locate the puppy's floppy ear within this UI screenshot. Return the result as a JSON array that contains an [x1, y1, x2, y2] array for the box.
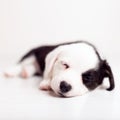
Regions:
[[43, 47, 62, 79], [100, 60, 115, 91]]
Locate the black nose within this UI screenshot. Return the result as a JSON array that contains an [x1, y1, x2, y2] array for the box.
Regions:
[[60, 81, 72, 93]]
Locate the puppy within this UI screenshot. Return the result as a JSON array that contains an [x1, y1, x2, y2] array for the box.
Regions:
[[4, 41, 115, 97]]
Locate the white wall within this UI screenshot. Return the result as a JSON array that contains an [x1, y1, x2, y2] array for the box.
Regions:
[[0, 0, 120, 61]]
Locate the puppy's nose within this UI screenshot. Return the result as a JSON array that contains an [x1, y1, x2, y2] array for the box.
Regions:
[[60, 81, 72, 93]]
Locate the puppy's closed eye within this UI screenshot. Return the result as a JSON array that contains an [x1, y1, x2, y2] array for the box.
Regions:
[[61, 61, 70, 69], [63, 63, 69, 69]]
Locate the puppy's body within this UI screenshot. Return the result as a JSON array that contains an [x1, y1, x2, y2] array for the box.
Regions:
[[4, 41, 115, 97]]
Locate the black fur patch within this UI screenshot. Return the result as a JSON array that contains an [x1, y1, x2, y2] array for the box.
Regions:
[[82, 60, 115, 91]]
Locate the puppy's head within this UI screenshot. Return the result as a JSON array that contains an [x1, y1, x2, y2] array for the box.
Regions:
[[44, 43, 115, 97], [50, 60, 88, 97]]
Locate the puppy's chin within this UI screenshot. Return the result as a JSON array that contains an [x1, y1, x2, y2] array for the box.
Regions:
[[53, 90, 87, 98], [50, 79, 88, 98]]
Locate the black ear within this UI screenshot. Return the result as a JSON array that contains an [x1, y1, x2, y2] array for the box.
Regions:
[[99, 60, 115, 91]]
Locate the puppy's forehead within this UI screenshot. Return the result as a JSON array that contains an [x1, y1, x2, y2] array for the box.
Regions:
[[57, 43, 99, 72]]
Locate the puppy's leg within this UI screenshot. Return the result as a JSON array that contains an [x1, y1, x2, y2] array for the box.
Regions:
[[4, 65, 22, 78], [39, 79, 51, 90], [4, 56, 39, 79], [19, 63, 38, 79]]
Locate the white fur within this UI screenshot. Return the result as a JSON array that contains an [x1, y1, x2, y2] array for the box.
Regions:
[[4, 42, 99, 97]]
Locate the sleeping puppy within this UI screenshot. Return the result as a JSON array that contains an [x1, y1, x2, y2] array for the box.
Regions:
[[4, 41, 115, 97]]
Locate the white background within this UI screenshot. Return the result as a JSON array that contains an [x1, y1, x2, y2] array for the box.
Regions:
[[0, 0, 120, 120]]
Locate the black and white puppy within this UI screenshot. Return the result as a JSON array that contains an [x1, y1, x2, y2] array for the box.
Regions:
[[4, 41, 115, 97]]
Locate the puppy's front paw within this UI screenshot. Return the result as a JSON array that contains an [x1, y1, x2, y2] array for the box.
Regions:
[[39, 80, 51, 90]]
